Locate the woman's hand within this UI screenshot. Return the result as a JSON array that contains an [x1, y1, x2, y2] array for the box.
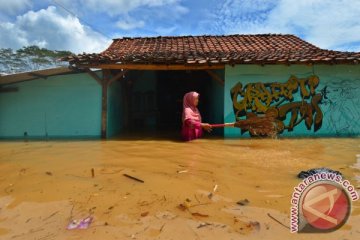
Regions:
[[201, 123, 212, 132]]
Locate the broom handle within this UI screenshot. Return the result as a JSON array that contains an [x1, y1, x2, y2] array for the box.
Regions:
[[210, 123, 235, 128]]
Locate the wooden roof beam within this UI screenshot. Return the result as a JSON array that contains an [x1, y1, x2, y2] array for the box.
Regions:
[[85, 68, 102, 85], [205, 69, 224, 86], [107, 70, 128, 86], [78, 63, 225, 71]]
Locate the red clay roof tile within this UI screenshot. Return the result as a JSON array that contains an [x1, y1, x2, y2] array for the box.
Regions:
[[64, 34, 360, 66]]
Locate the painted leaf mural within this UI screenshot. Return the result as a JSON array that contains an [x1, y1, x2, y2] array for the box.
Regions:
[[230, 75, 324, 137]]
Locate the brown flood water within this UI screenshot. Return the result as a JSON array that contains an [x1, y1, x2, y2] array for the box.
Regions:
[[0, 137, 359, 239]]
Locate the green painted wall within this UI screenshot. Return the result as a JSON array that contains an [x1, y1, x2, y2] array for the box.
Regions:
[[4, 64, 357, 139], [107, 79, 123, 138], [130, 71, 157, 129], [207, 69, 224, 136], [224, 64, 360, 138], [0, 72, 102, 138]]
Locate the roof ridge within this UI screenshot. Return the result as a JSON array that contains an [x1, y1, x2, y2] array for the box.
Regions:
[[63, 33, 360, 65], [113, 33, 296, 41]]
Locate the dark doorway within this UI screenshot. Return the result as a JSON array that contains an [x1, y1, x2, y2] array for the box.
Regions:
[[116, 69, 224, 138], [156, 70, 211, 132]]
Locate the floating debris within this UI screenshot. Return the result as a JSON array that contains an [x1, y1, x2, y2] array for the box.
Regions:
[[177, 170, 188, 174], [45, 171, 52, 176], [237, 220, 261, 234], [67, 217, 93, 230], [247, 221, 260, 231], [208, 184, 218, 199], [297, 168, 342, 179], [177, 203, 188, 211], [43, 211, 59, 221], [237, 199, 250, 206], [123, 174, 144, 183], [141, 212, 149, 217], [267, 213, 290, 229], [19, 168, 27, 175], [91, 168, 95, 178], [197, 222, 212, 228], [191, 212, 209, 218], [4, 183, 14, 194], [177, 201, 209, 218]]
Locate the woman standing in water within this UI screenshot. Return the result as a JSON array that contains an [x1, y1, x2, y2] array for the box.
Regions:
[[181, 91, 212, 141]]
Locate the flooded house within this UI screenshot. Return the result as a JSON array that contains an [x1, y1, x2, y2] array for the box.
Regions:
[[1, 34, 360, 139]]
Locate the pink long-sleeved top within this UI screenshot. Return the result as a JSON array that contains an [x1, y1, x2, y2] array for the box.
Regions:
[[181, 91, 203, 141]]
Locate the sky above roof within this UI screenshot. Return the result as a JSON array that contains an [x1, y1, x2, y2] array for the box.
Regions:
[[1, 0, 359, 54]]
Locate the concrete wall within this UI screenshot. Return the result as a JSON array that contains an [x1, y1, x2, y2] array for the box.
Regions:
[[0, 72, 102, 138], [224, 64, 360, 138]]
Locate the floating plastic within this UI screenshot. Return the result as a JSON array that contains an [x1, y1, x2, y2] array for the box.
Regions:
[[67, 216, 93, 230]]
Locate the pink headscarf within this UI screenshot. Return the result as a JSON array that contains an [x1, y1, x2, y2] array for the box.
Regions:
[[182, 91, 202, 123]]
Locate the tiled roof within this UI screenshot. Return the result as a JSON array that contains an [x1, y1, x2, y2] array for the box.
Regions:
[[65, 34, 360, 66]]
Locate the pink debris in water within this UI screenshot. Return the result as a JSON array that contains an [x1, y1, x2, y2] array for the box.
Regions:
[[67, 217, 93, 230]]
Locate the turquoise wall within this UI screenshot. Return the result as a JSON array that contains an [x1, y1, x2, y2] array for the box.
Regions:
[[4, 64, 358, 139], [130, 71, 157, 129], [0, 72, 102, 138], [224, 64, 360, 138], [107, 79, 123, 138], [207, 69, 224, 136]]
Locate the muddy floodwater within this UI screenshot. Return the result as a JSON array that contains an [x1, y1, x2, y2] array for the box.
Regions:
[[0, 137, 359, 239]]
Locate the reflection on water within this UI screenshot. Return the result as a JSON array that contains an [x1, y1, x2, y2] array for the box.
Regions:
[[0, 137, 359, 239]]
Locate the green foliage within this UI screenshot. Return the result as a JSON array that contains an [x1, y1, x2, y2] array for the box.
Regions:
[[0, 46, 74, 74], [16, 45, 73, 59]]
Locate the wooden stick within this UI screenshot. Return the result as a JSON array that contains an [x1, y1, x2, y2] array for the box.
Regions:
[[267, 213, 290, 229], [210, 123, 235, 128], [123, 174, 144, 183], [43, 211, 59, 221]]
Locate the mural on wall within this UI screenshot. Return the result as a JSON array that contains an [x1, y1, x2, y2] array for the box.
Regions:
[[320, 79, 360, 136], [230, 75, 324, 137]]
